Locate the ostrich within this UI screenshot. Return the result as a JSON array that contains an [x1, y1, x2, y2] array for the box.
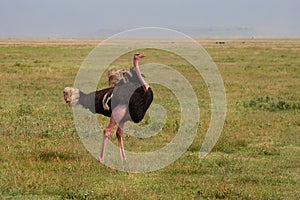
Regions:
[[63, 53, 153, 162]]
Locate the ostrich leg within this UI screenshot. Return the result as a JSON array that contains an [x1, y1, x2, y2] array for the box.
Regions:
[[99, 117, 116, 163], [116, 123, 126, 161]]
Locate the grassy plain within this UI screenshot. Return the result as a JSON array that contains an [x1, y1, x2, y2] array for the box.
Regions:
[[0, 39, 299, 199]]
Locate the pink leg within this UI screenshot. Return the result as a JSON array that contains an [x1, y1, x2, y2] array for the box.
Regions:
[[116, 123, 126, 161], [99, 117, 116, 163]]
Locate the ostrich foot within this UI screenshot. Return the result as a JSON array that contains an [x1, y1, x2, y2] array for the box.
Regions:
[[117, 131, 126, 161], [120, 147, 126, 161], [63, 87, 80, 106], [99, 134, 108, 163]]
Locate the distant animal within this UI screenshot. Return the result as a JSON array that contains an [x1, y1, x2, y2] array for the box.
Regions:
[[63, 53, 153, 162]]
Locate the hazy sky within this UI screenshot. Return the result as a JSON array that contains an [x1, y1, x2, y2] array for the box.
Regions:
[[0, 0, 299, 38]]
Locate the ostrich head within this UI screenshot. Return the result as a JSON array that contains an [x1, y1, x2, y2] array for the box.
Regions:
[[134, 52, 145, 60]]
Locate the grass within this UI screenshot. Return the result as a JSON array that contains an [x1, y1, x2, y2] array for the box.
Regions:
[[243, 96, 300, 111], [0, 39, 299, 199]]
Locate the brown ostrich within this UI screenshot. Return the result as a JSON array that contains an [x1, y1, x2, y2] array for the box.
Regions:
[[63, 53, 153, 162]]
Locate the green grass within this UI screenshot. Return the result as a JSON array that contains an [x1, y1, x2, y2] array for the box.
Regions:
[[0, 39, 299, 199]]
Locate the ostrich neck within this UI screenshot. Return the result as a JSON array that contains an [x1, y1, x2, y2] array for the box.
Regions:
[[133, 58, 139, 68], [133, 58, 149, 91]]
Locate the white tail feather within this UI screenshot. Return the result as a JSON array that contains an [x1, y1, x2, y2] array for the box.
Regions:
[[63, 87, 80, 107]]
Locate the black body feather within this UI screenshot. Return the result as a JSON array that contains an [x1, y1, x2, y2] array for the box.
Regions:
[[78, 67, 153, 123]]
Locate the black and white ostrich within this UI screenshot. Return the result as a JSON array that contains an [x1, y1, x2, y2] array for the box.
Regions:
[[63, 53, 153, 162]]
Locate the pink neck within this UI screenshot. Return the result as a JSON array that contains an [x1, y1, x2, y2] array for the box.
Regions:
[[133, 58, 149, 91], [133, 58, 139, 68]]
